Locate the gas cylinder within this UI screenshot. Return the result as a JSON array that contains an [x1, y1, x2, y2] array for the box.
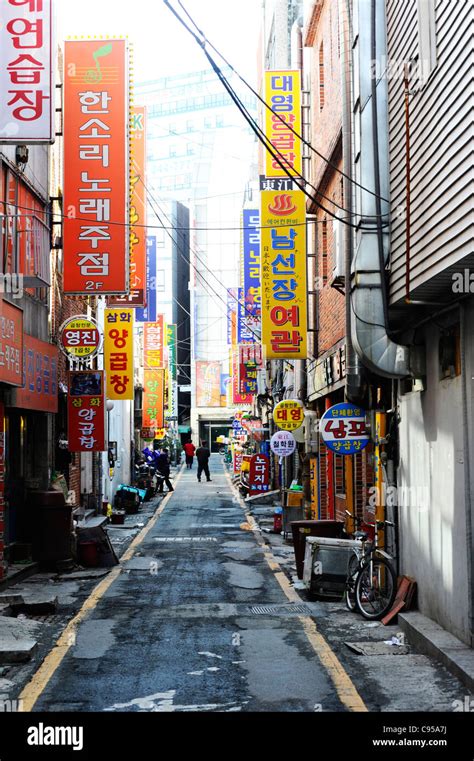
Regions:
[[273, 506, 283, 533]]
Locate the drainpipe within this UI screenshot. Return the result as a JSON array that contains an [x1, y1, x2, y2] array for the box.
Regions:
[[340, 0, 367, 404], [350, 0, 424, 379], [460, 303, 474, 645]]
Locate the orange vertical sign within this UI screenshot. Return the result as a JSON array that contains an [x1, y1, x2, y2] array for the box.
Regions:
[[108, 105, 147, 306], [142, 369, 164, 429], [143, 315, 164, 368], [63, 39, 129, 294]]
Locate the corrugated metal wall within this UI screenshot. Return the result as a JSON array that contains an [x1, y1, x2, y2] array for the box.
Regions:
[[386, 0, 474, 304]]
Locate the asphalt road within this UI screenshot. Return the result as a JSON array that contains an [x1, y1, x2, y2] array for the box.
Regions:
[[30, 455, 351, 713]]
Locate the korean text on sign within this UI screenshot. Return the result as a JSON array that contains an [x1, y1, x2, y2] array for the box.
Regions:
[[0, 0, 54, 143], [144, 315, 164, 369], [108, 105, 147, 307], [260, 190, 307, 359], [63, 39, 129, 293], [320, 403, 370, 456], [264, 70, 302, 178], [142, 369, 164, 429], [104, 309, 134, 400], [67, 371, 106, 452]]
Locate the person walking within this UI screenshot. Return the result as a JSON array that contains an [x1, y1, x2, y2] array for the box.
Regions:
[[196, 441, 212, 483], [183, 440, 196, 469], [155, 448, 174, 493]]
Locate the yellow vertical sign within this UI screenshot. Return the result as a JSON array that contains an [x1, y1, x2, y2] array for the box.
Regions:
[[264, 70, 302, 178], [104, 309, 134, 400], [260, 190, 307, 359]]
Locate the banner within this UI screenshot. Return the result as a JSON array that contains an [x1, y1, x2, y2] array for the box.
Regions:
[[63, 39, 129, 293], [104, 309, 134, 400], [0, 0, 55, 143], [196, 361, 221, 407], [166, 324, 177, 381], [240, 209, 261, 342], [231, 349, 253, 405], [142, 369, 164, 429], [68, 370, 106, 451], [108, 105, 147, 306], [0, 299, 22, 386], [136, 237, 157, 322], [143, 315, 164, 368], [13, 336, 58, 412], [260, 190, 307, 359], [264, 70, 302, 178], [227, 287, 238, 345]]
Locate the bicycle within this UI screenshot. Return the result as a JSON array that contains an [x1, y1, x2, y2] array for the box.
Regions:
[[344, 512, 397, 620]]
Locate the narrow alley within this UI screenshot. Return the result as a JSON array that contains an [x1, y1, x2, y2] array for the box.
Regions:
[[15, 457, 464, 715]]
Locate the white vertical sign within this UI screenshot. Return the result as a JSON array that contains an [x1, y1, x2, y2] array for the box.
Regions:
[[0, 0, 55, 143]]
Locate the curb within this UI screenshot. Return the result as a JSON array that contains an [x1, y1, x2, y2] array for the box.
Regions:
[[398, 611, 474, 692]]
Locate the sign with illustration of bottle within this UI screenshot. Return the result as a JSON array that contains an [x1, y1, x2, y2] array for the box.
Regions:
[[320, 403, 369, 455], [273, 399, 304, 431], [270, 430, 296, 458], [59, 316, 102, 361]]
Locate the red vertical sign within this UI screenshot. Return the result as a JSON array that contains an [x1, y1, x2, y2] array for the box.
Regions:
[[0, 402, 5, 579], [248, 454, 270, 496], [67, 370, 106, 452]]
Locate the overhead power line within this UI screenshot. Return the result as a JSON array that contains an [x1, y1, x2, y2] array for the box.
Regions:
[[175, 0, 390, 205]]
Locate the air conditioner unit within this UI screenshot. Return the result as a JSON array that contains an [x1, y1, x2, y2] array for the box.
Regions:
[[303, 536, 362, 598]]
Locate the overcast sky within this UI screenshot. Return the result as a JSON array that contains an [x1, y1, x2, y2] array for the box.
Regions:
[[57, 0, 261, 84]]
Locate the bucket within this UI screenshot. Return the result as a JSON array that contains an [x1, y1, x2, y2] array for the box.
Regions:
[[78, 541, 99, 568]]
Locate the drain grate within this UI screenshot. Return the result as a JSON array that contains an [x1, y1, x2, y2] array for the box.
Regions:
[[248, 604, 313, 616]]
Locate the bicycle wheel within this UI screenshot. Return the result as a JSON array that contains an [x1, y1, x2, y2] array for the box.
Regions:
[[355, 557, 397, 620], [344, 554, 359, 611]]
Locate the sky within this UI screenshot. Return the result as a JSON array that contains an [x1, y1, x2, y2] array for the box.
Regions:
[[57, 0, 261, 84]]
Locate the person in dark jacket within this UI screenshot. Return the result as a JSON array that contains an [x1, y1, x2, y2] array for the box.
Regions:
[[155, 448, 174, 493], [195, 441, 211, 483]]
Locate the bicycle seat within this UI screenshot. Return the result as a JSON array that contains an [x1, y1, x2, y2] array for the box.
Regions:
[[354, 530, 368, 540]]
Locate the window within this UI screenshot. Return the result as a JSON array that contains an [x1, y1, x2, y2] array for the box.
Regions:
[[319, 42, 325, 111], [439, 324, 461, 380], [417, 0, 437, 84], [155, 269, 165, 292]]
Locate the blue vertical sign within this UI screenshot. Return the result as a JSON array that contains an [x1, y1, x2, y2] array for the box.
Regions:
[[238, 209, 260, 344], [136, 237, 157, 322]]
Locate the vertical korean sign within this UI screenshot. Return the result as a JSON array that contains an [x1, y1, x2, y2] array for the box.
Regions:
[[136, 237, 157, 322], [142, 369, 164, 430], [239, 209, 261, 343], [0, 0, 55, 143], [260, 190, 307, 359], [109, 105, 146, 306], [143, 315, 164, 369], [63, 39, 129, 293], [104, 309, 134, 400], [227, 287, 237, 346], [68, 370, 106, 451], [264, 70, 302, 178]]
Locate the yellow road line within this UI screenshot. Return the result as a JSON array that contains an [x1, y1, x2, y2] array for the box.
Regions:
[[18, 467, 184, 713], [223, 464, 368, 712]]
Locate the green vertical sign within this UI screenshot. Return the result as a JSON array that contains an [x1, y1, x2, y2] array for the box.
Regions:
[[167, 324, 177, 381]]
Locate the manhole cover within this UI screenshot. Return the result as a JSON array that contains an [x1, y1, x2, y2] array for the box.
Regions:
[[248, 604, 313, 616]]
